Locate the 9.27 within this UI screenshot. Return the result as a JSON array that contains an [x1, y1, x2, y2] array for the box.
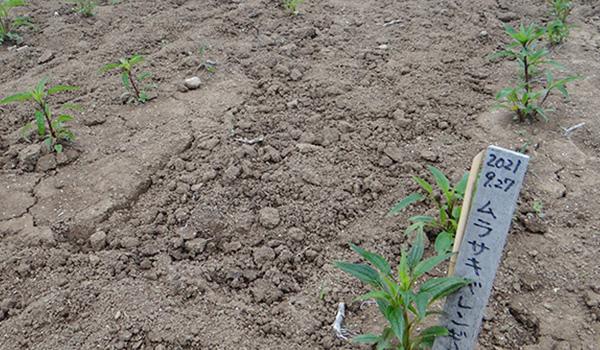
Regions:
[[483, 171, 515, 192]]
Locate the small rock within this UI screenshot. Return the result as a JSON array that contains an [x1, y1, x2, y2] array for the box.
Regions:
[[121, 236, 140, 249], [290, 68, 303, 81], [585, 290, 600, 308], [89, 231, 107, 250], [498, 12, 518, 22], [36, 154, 57, 172], [18, 144, 42, 171], [520, 214, 547, 234], [253, 246, 275, 267], [378, 44, 389, 50], [184, 77, 202, 90], [89, 254, 100, 265], [289, 227, 305, 241], [185, 238, 207, 255], [259, 207, 280, 229], [420, 150, 438, 162], [38, 50, 55, 64], [479, 30, 489, 39], [383, 144, 403, 163]]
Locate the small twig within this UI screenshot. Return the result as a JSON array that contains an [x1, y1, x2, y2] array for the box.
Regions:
[[562, 122, 585, 137], [235, 136, 264, 145], [332, 302, 355, 340], [383, 19, 402, 27]]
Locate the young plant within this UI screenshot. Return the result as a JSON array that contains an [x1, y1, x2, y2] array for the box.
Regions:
[[283, 0, 304, 15], [335, 232, 471, 350], [389, 166, 467, 254], [0, 78, 79, 153], [0, 0, 30, 44], [198, 45, 216, 73], [546, 0, 572, 45], [67, 0, 96, 17], [101, 54, 153, 103], [492, 24, 578, 121]]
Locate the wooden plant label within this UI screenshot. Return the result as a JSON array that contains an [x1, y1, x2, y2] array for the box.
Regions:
[[433, 146, 529, 350]]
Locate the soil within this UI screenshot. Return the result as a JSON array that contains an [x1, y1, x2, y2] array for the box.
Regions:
[[1, 0, 599, 349]]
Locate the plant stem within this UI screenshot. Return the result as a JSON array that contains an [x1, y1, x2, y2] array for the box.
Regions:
[[403, 309, 411, 350], [128, 69, 141, 99], [38, 100, 56, 139], [522, 45, 531, 121]]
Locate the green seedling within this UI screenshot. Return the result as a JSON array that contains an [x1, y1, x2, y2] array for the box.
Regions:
[[198, 45, 216, 73], [67, 0, 96, 17], [546, 0, 572, 45], [0, 0, 30, 44], [101, 54, 153, 103], [335, 232, 471, 350], [0, 78, 79, 153], [389, 166, 467, 254], [532, 200, 544, 218], [283, 0, 304, 15], [492, 24, 579, 121]]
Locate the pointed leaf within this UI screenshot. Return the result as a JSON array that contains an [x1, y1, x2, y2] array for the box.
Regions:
[[47, 85, 79, 95], [407, 231, 425, 270], [413, 253, 453, 278], [350, 244, 391, 275], [412, 176, 433, 195], [335, 261, 380, 287], [388, 193, 424, 216], [352, 334, 380, 344], [434, 232, 454, 254], [0, 92, 32, 104]]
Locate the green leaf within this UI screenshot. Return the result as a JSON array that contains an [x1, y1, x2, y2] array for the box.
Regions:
[[413, 291, 430, 320], [0, 92, 32, 104], [35, 77, 49, 96], [417, 326, 448, 348], [454, 172, 468, 197], [409, 215, 436, 224], [352, 334, 380, 344], [434, 232, 454, 254], [128, 54, 144, 65], [34, 110, 46, 136], [384, 306, 405, 342], [419, 276, 471, 304], [388, 193, 424, 216], [335, 262, 380, 288], [354, 290, 390, 303], [397, 251, 410, 290], [56, 114, 73, 123], [407, 231, 425, 270], [121, 72, 131, 89], [350, 244, 391, 276], [412, 176, 433, 195], [413, 252, 453, 278], [47, 85, 79, 95], [54, 143, 63, 153], [427, 165, 450, 196], [101, 62, 123, 72]]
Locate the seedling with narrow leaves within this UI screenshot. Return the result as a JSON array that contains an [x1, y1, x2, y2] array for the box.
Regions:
[[389, 166, 467, 254], [492, 24, 579, 121], [0, 0, 30, 44], [67, 0, 96, 17], [0, 78, 79, 153], [101, 54, 154, 103], [546, 0, 572, 45], [335, 232, 471, 350], [283, 0, 304, 15]]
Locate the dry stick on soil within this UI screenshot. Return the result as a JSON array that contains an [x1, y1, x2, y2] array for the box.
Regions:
[[383, 19, 402, 27], [235, 135, 264, 145], [562, 122, 585, 137], [448, 150, 484, 276]]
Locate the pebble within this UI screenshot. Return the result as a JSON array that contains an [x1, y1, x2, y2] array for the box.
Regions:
[[420, 150, 438, 162], [184, 77, 202, 90], [38, 50, 55, 64], [36, 154, 57, 172], [18, 144, 42, 171], [89, 231, 107, 250], [259, 207, 280, 229], [253, 246, 275, 267]]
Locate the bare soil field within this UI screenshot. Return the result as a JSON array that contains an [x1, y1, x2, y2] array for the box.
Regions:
[[1, 0, 599, 349]]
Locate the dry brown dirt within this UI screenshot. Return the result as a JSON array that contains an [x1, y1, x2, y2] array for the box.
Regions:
[[1, 0, 600, 349]]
